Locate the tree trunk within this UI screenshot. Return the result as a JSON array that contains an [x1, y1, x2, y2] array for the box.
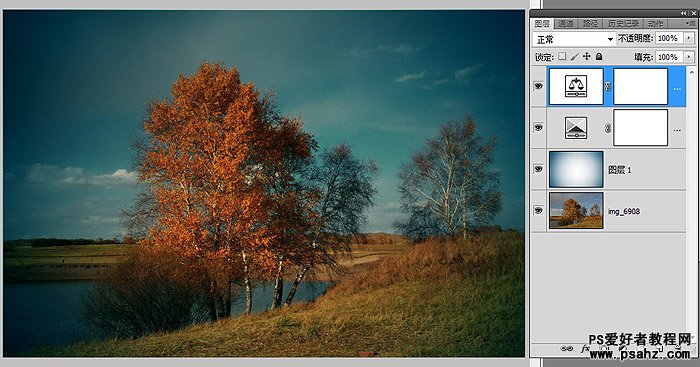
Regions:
[[271, 257, 284, 310], [241, 250, 253, 314], [244, 276, 252, 314], [461, 158, 470, 240], [205, 277, 219, 321], [284, 265, 309, 307], [462, 194, 468, 240], [215, 282, 227, 319], [207, 296, 218, 322], [224, 279, 232, 317]]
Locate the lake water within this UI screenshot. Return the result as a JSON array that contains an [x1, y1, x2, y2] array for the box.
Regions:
[[3, 280, 331, 356]]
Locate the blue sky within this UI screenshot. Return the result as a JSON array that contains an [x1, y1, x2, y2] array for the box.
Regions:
[[3, 10, 524, 239]]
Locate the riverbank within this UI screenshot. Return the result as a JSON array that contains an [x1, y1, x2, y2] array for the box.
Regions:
[[4, 264, 111, 282], [31, 231, 525, 357], [3, 279, 332, 356]]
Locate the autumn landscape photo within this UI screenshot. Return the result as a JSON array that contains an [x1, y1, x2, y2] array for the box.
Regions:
[[3, 10, 525, 357]]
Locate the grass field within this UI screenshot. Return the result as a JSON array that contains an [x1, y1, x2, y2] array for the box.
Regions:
[[32, 231, 525, 357], [3, 244, 132, 266], [3, 243, 133, 282], [549, 216, 603, 229]]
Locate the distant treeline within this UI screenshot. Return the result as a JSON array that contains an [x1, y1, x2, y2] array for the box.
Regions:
[[4, 229, 514, 249], [4, 237, 129, 248], [352, 232, 407, 245]]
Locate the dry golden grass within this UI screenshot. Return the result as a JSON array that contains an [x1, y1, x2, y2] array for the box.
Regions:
[[554, 216, 603, 229], [33, 231, 524, 357]]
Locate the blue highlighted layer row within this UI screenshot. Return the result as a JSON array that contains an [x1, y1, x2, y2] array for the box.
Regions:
[[546, 65, 686, 107]]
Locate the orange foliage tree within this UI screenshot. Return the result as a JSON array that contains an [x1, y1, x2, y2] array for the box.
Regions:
[[132, 61, 376, 317], [137, 62, 315, 316], [561, 198, 583, 225]]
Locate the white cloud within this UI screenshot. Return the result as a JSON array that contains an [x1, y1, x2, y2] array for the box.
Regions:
[[27, 164, 84, 183], [26, 164, 137, 188], [454, 64, 484, 79], [90, 169, 138, 186], [365, 201, 403, 233], [395, 70, 427, 83], [422, 64, 485, 90], [422, 78, 452, 90], [343, 43, 419, 59], [377, 43, 419, 56], [79, 215, 120, 225]]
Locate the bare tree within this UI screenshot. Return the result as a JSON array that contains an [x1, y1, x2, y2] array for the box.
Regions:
[[394, 206, 444, 243], [283, 144, 378, 307], [395, 116, 501, 241], [83, 246, 212, 338], [120, 191, 157, 241]]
